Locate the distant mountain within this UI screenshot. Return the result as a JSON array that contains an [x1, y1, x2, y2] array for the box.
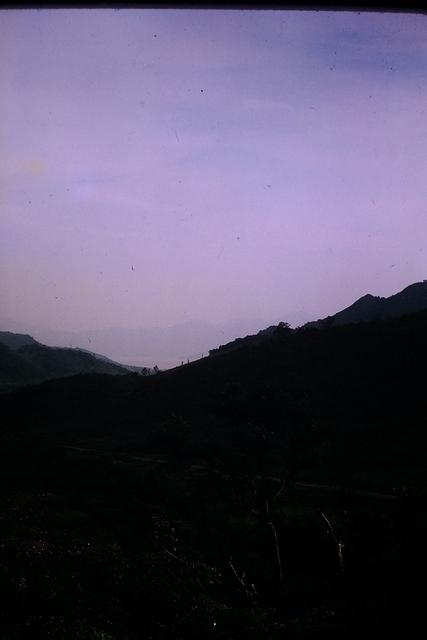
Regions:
[[30, 319, 269, 369], [0, 331, 40, 350], [305, 281, 427, 328], [0, 332, 130, 391], [76, 347, 155, 376], [0, 342, 43, 388]]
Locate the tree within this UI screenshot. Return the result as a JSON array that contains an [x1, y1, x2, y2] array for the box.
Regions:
[[275, 322, 291, 337]]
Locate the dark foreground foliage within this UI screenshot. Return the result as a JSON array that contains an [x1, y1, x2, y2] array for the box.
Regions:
[[1, 311, 427, 638]]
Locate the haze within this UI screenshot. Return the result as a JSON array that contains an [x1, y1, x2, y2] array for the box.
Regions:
[[1, 9, 427, 366]]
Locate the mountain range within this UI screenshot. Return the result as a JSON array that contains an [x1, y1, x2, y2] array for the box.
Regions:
[[27, 319, 277, 369], [1, 280, 427, 637], [1, 281, 427, 391], [0, 334, 141, 392], [209, 281, 427, 356]]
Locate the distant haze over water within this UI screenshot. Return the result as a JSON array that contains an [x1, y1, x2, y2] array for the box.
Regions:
[[26, 317, 312, 369]]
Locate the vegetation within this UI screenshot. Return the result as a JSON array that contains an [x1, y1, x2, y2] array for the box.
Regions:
[[1, 304, 427, 637], [0, 340, 129, 392]]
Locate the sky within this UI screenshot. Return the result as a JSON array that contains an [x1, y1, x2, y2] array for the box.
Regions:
[[1, 9, 427, 347]]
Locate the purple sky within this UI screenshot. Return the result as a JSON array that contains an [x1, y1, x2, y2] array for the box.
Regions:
[[1, 9, 427, 336]]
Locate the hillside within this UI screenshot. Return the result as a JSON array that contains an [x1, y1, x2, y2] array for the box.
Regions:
[[209, 281, 427, 359], [3, 308, 427, 486], [1, 308, 427, 637], [0, 342, 43, 390], [1, 299, 427, 637], [208, 324, 280, 357], [307, 280, 427, 328], [0, 331, 40, 350], [0, 333, 129, 391], [18, 343, 129, 378]]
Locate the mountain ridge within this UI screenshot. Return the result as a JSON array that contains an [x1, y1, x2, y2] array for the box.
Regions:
[[0, 331, 41, 350], [305, 280, 427, 328], [208, 281, 427, 357], [0, 334, 133, 391]]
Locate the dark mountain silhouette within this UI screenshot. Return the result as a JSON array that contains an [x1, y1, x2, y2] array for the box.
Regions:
[[0, 342, 43, 387], [0, 332, 129, 391], [1, 291, 427, 637], [0, 331, 41, 350], [209, 281, 427, 358], [306, 280, 427, 328], [208, 324, 284, 357]]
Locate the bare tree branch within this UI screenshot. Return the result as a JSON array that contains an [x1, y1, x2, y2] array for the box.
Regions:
[[160, 544, 185, 563], [267, 521, 284, 583], [228, 557, 257, 604], [320, 511, 344, 573]]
